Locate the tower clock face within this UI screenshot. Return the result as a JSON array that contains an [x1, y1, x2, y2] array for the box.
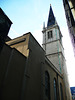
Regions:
[[0, 15, 5, 23]]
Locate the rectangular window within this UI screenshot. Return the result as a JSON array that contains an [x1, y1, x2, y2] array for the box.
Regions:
[[48, 31, 53, 39], [68, 1, 75, 21]]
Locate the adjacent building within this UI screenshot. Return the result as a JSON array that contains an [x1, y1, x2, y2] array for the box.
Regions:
[[0, 6, 72, 100], [0, 8, 12, 52], [63, 0, 75, 56]]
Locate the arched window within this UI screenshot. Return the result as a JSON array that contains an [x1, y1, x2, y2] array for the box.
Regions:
[[54, 78, 57, 100], [45, 71, 50, 100], [60, 83, 63, 100]]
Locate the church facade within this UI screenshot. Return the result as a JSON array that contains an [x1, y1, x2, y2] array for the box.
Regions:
[[0, 6, 72, 100]]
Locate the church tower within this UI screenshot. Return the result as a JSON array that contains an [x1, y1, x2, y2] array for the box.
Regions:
[[42, 5, 72, 100], [42, 5, 64, 73]]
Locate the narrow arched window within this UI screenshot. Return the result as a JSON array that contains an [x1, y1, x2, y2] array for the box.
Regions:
[[45, 71, 50, 100], [60, 83, 63, 100], [54, 78, 57, 100]]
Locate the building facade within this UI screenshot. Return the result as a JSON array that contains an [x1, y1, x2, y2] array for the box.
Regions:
[[0, 7, 72, 100], [63, 0, 75, 56], [42, 5, 72, 100]]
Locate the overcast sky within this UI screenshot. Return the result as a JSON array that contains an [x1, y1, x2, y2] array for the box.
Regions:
[[0, 0, 75, 87]]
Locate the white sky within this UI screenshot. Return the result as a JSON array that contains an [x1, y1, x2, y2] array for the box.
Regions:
[[0, 0, 75, 87]]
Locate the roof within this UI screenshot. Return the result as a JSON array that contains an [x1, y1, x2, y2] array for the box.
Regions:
[[47, 5, 56, 27]]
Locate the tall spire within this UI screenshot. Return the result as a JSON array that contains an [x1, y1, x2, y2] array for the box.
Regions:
[[47, 4, 56, 27]]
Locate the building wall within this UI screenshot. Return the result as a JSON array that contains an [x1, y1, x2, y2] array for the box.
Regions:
[[22, 34, 45, 100], [41, 57, 66, 100], [0, 44, 27, 100]]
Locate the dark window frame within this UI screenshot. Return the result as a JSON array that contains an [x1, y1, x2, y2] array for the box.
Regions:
[[54, 78, 57, 100], [47, 31, 53, 39], [45, 71, 50, 100], [60, 83, 63, 100]]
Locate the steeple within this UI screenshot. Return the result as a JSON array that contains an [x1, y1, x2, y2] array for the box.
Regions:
[[42, 5, 63, 73], [42, 5, 71, 99], [47, 4, 56, 27]]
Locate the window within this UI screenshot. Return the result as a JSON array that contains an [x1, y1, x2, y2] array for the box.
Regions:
[[45, 71, 50, 100], [48, 31, 53, 39], [60, 83, 63, 100], [68, 1, 75, 21], [54, 79, 57, 100], [73, 34, 75, 43]]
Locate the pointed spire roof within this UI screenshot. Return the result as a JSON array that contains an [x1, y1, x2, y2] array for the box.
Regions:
[[47, 5, 56, 27]]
